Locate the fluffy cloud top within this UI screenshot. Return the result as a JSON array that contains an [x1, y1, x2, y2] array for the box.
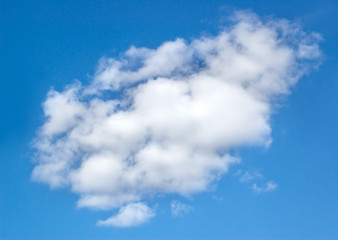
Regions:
[[32, 12, 320, 226]]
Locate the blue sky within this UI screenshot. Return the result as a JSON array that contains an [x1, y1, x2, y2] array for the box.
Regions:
[[0, 0, 337, 239]]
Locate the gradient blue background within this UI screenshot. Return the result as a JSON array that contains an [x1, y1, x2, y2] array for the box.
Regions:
[[0, 0, 337, 239]]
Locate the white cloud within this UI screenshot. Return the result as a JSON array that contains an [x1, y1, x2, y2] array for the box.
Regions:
[[31, 12, 321, 226], [252, 181, 278, 193], [97, 202, 154, 227], [171, 201, 193, 217]]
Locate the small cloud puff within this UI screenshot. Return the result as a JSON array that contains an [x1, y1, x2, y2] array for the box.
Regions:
[[97, 202, 154, 227], [235, 170, 263, 182], [252, 181, 278, 193], [171, 201, 193, 217], [235, 169, 277, 193]]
